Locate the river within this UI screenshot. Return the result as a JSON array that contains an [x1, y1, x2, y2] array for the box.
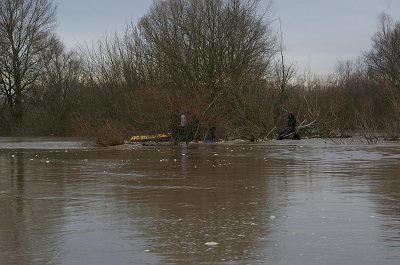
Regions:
[[0, 137, 400, 265]]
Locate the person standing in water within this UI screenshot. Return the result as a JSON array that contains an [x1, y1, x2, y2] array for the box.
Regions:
[[179, 111, 188, 141]]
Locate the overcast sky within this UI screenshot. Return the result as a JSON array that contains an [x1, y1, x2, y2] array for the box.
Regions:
[[55, 0, 400, 75]]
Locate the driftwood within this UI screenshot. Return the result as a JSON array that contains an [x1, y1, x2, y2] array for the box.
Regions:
[[296, 119, 317, 131]]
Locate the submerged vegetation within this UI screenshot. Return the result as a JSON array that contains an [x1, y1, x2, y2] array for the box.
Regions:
[[0, 0, 399, 146]]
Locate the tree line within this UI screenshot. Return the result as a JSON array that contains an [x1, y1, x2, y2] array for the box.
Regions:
[[0, 0, 399, 145]]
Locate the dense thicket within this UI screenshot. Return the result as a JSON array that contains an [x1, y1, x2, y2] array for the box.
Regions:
[[73, 0, 281, 145], [0, 0, 399, 145]]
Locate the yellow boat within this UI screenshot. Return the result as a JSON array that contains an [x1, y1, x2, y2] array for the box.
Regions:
[[130, 133, 171, 142]]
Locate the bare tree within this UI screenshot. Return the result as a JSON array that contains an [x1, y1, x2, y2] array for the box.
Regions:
[[137, 0, 278, 138], [0, 0, 57, 126], [28, 37, 82, 135], [364, 13, 400, 89], [139, 0, 277, 91], [274, 18, 295, 93]]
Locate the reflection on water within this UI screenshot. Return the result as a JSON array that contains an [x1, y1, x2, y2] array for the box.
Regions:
[[1, 138, 400, 264]]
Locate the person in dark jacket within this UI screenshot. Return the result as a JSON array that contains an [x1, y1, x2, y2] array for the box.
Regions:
[[277, 113, 296, 140]]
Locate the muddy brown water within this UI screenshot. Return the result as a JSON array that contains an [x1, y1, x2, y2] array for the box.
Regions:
[[1, 137, 400, 265]]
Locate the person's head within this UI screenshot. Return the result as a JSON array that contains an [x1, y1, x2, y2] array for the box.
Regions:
[[288, 113, 294, 119]]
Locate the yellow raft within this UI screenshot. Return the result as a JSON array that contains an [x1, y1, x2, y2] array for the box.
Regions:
[[130, 133, 171, 142]]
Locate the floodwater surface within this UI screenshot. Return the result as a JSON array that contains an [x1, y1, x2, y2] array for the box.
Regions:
[[1, 137, 400, 265]]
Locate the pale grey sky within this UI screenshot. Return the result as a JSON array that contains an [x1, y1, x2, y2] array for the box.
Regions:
[[55, 0, 400, 75]]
